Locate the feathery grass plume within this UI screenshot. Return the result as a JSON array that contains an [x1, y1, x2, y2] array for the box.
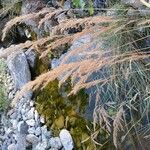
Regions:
[[94, 106, 112, 133], [11, 48, 150, 106], [38, 8, 65, 28], [113, 107, 125, 148], [52, 15, 119, 35], [0, 35, 62, 59], [1, 7, 51, 41]]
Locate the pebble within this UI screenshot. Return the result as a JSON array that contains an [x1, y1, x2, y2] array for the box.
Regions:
[[35, 127, 41, 136], [26, 134, 39, 144], [8, 143, 16, 150], [28, 127, 35, 134], [49, 137, 62, 149], [26, 119, 35, 127]]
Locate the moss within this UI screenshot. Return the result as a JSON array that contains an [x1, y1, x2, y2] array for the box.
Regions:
[[34, 57, 49, 77], [35, 79, 100, 148]]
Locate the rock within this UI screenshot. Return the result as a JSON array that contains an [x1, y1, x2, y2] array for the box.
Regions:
[[30, 101, 34, 107], [7, 143, 16, 150], [56, 12, 68, 23], [25, 49, 37, 69], [7, 52, 31, 90], [8, 92, 14, 99], [28, 127, 35, 134], [11, 119, 18, 129], [94, 0, 106, 8], [34, 110, 39, 122], [26, 134, 39, 144], [26, 119, 35, 127], [16, 133, 27, 150], [32, 142, 48, 150], [21, 108, 26, 115], [49, 137, 62, 149], [21, 0, 46, 38], [35, 127, 41, 136], [10, 112, 17, 119], [63, 0, 72, 9], [59, 129, 74, 150], [40, 116, 45, 124], [17, 121, 28, 134], [26, 107, 35, 120], [41, 125, 51, 138], [121, 0, 142, 8]]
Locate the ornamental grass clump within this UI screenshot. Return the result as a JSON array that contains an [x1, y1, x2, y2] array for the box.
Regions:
[[1, 2, 150, 149]]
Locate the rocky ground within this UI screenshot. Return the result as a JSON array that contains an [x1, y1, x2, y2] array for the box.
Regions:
[[0, 48, 73, 150]]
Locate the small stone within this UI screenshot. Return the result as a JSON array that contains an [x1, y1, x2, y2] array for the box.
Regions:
[[40, 116, 45, 123], [30, 101, 34, 107], [17, 121, 28, 134], [41, 125, 51, 138], [34, 110, 39, 122], [35, 127, 41, 136], [26, 119, 35, 127], [8, 143, 16, 150], [26, 134, 39, 144], [21, 108, 26, 115], [40, 116, 45, 124], [33, 142, 48, 150], [49, 137, 62, 149], [28, 127, 35, 134], [8, 92, 14, 99], [10, 112, 17, 119], [11, 119, 18, 129], [22, 115, 27, 121], [59, 129, 74, 150], [26, 107, 35, 119]]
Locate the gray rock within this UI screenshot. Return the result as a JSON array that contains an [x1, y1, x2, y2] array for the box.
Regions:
[[26, 107, 35, 120], [40, 116, 45, 124], [56, 12, 68, 24], [10, 112, 17, 119], [8, 92, 14, 99], [26, 134, 39, 144], [28, 127, 35, 134], [121, 0, 142, 8], [35, 127, 41, 136], [11, 119, 18, 129], [21, 108, 26, 115], [41, 125, 51, 138], [59, 129, 74, 150], [16, 133, 26, 150], [1, 141, 7, 150], [26, 119, 35, 127], [25, 49, 37, 69], [7, 52, 31, 90], [34, 110, 39, 122], [17, 121, 28, 134], [94, 0, 106, 8], [63, 0, 72, 9], [49, 137, 62, 149], [32, 142, 48, 150], [8, 143, 16, 150], [30, 101, 34, 107]]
